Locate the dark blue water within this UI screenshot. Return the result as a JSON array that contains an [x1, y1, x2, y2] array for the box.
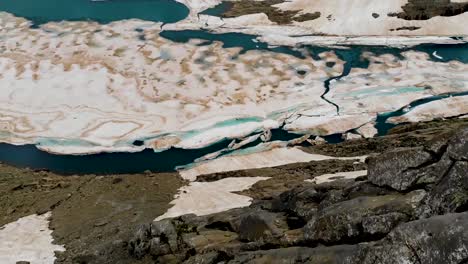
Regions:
[[160, 30, 305, 58], [414, 43, 468, 63], [375, 91, 468, 136], [0, 128, 308, 174], [0, 0, 189, 25], [200, 2, 232, 16], [0, 140, 234, 174]]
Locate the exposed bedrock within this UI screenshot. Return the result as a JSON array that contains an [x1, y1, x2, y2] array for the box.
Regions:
[[128, 126, 468, 263], [390, 0, 468, 20], [217, 0, 321, 24]]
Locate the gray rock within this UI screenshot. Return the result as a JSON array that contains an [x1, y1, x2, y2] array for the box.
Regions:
[[182, 230, 238, 252], [151, 219, 177, 237], [304, 190, 425, 243], [318, 189, 345, 210], [362, 212, 468, 264], [367, 147, 433, 191], [227, 245, 363, 264], [155, 254, 180, 264], [412, 152, 453, 187], [420, 161, 468, 217], [151, 219, 179, 252], [362, 212, 408, 235], [343, 181, 393, 199], [183, 251, 224, 264], [129, 223, 151, 259], [446, 128, 468, 161], [274, 186, 320, 221], [368, 128, 468, 192], [238, 210, 286, 242], [149, 237, 172, 256]]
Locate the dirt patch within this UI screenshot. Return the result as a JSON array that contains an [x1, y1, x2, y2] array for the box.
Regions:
[[389, 0, 468, 20], [219, 0, 321, 24], [390, 26, 421, 31], [0, 166, 184, 264]]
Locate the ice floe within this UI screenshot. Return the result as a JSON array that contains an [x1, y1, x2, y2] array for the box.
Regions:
[[388, 95, 468, 124]]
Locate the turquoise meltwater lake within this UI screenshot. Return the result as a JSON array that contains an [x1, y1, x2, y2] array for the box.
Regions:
[[0, 0, 189, 25]]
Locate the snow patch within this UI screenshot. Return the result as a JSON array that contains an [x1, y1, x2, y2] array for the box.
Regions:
[[0, 213, 65, 264], [155, 177, 268, 220]]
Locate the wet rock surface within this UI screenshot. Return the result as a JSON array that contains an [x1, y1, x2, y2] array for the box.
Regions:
[[129, 124, 468, 264]]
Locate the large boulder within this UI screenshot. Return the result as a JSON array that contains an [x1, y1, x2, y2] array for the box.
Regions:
[[273, 185, 320, 222], [304, 190, 425, 243], [227, 245, 364, 264], [368, 128, 468, 192], [362, 212, 468, 264], [446, 128, 468, 160], [237, 210, 287, 242], [367, 147, 433, 191], [419, 161, 468, 217]]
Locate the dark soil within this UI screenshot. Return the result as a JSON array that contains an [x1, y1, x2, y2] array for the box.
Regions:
[[0, 166, 184, 264], [389, 0, 468, 20], [219, 0, 320, 24]]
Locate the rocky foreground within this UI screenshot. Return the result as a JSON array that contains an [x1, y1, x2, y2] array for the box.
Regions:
[[129, 125, 468, 263]]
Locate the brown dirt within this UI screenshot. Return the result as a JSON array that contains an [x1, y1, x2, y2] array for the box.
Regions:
[[389, 0, 468, 20], [0, 165, 185, 264], [220, 0, 320, 24]]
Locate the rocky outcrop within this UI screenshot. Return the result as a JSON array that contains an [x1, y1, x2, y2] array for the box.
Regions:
[[217, 0, 321, 24], [227, 245, 365, 264], [368, 127, 468, 217], [303, 190, 425, 244], [362, 212, 468, 264], [389, 0, 468, 20], [129, 127, 468, 263]]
